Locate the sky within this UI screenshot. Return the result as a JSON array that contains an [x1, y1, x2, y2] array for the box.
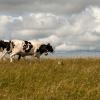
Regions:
[[0, 0, 100, 52]]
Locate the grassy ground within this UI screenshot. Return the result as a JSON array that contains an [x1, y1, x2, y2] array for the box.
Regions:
[[0, 58, 99, 100]]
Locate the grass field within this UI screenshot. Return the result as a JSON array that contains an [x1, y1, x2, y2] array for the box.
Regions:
[[0, 58, 100, 100]]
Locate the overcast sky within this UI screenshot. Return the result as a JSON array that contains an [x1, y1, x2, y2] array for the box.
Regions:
[[0, 0, 100, 51]]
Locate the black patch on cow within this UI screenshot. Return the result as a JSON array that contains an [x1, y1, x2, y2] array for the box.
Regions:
[[37, 43, 54, 54], [5, 42, 11, 51], [0, 40, 15, 53], [0, 40, 11, 51], [23, 41, 33, 52], [0, 40, 6, 50], [36, 44, 47, 54]]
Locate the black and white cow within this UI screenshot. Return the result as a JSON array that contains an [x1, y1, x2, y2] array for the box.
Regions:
[[9, 40, 54, 62]]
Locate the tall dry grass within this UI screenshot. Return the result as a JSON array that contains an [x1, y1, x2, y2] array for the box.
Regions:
[[0, 58, 99, 100]]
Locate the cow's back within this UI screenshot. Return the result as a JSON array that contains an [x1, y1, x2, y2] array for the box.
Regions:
[[29, 40, 44, 52], [11, 40, 24, 52]]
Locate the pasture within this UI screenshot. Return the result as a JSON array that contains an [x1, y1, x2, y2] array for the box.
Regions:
[[0, 58, 99, 100]]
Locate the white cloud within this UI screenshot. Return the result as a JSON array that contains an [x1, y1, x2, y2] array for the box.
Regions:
[[11, 16, 23, 22], [55, 43, 80, 51], [38, 6, 100, 51], [13, 29, 37, 36], [0, 15, 12, 39], [24, 13, 63, 29], [38, 35, 61, 47], [79, 32, 99, 42], [0, 15, 11, 31], [0, 6, 100, 51]]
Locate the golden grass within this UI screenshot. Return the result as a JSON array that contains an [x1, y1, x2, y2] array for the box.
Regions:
[[0, 58, 99, 100]]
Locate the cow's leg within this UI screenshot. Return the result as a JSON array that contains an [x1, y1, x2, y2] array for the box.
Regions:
[[10, 54, 13, 62], [35, 53, 40, 59], [18, 55, 21, 61], [0, 52, 7, 59], [10, 53, 16, 62], [0, 50, 7, 60]]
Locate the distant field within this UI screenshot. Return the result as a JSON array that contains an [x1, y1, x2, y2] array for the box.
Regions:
[[0, 58, 100, 100]]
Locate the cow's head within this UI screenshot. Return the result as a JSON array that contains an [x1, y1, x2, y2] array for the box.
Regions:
[[36, 43, 54, 56], [46, 43, 54, 52]]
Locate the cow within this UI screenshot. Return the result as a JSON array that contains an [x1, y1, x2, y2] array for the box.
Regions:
[[9, 40, 54, 62]]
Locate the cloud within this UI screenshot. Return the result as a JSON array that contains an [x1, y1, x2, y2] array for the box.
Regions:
[[78, 32, 99, 42], [0, 15, 12, 39], [55, 43, 80, 51], [0, 0, 100, 15], [0, 15, 11, 31], [5, 13, 64, 40], [8, 13, 64, 30], [40, 6, 100, 51], [38, 35, 61, 46], [0, 6, 100, 51]]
